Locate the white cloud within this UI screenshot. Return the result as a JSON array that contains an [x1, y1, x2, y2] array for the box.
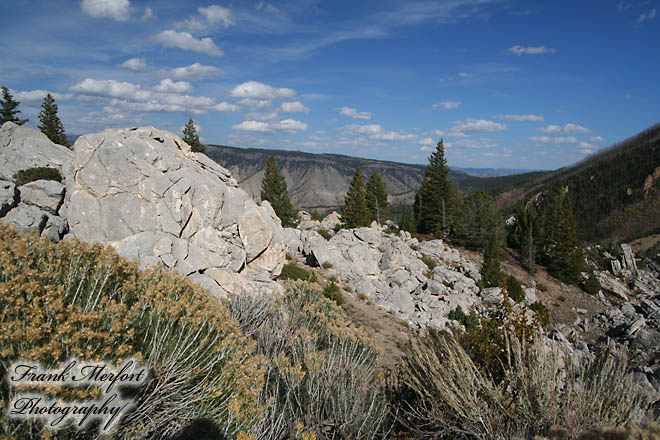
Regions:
[[169, 63, 223, 80], [14, 89, 73, 102], [578, 141, 596, 154], [120, 57, 147, 72], [538, 124, 562, 133], [508, 45, 556, 56], [175, 17, 207, 31], [450, 118, 507, 134], [151, 30, 223, 56], [432, 101, 462, 110], [230, 81, 295, 100], [563, 123, 590, 134], [419, 137, 435, 146], [590, 135, 606, 142], [81, 0, 132, 21], [232, 118, 308, 133], [199, 5, 235, 27], [153, 78, 193, 93], [420, 146, 434, 152], [238, 98, 272, 109], [497, 113, 544, 122], [343, 124, 416, 141], [69, 78, 237, 114], [246, 111, 279, 121], [638, 8, 656, 23], [458, 72, 472, 78], [280, 101, 310, 113], [141, 6, 154, 21], [529, 135, 578, 144], [444, 138, 497, 150], [339, 106, 372, 120]]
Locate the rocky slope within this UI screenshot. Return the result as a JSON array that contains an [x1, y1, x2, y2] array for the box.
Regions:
[[0, 122, 286, 298]]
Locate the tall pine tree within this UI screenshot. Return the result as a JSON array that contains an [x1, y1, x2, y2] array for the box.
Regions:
[[416, 139, 454, 237], [261, 153, 297, 227], [365, 172, 389, 224], [1, 87, 28, 126], [480, 229, 504, 288], [38, 94, 68, 146], [182, 118, 205, 153], [453, 189, 501, 249], [545, 188, 585, 284], [342, 168, 370, 228]]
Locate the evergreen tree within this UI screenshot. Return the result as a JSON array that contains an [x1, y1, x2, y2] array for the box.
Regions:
[[365, 172, 389, 224], [545, 189, 585, 284], [38, 93, 68, 146], [1, 86, 28, 126], [260, 153, 297, 227], [480, 230, 503, 288], [509, 202, 539, 272], [341, 168, 370, 228], [416, 140, 454, 237], [182, 118, 205, 153], [453, 189, 501, 249]]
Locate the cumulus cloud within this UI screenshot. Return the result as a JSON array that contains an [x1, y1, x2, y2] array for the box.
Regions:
[[69, 78, 238, 114], [638, 8, 656, 23], [458, 72, 472, 78], [419, 137, 435, 146], [199, 5, 235, 27], [230, 81, 295, 100], [232, 118, 308, 133], [339, 106, 372, 120], [444, 138, 497, 150], [420, 146, 434, 152], [238, 98, 272, 110], [343, 124, 416, 141], [508, 45, 556, 56], [81, 0, 133, 21], [590, 135, 606, 142], [14, 89, 73, 102], [151, 30, 223, 56], [120, 57, 147, 72], [169, 62, 223, 80], [449, 118, 507, 136], [177, 4, 235, 31], [579, 141, 596, 154], [497, 113, 544, 122], [538, 123, 590, 134], [141, 6, 154, 21], [153, 78, 193, 93], [245, 111, 279, 121], [280, 101, 310, 113], [432, 101, 462, 110], [529, 135, 578, 144]]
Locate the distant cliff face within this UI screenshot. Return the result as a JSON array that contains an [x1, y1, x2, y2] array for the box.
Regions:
[[205, 145, 481, 210]]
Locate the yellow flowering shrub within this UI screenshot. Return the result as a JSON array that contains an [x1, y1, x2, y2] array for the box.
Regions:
[[0, 225, 264, 440]]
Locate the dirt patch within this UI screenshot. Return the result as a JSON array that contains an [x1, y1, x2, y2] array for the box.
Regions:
[[629, 234, 660, 253]]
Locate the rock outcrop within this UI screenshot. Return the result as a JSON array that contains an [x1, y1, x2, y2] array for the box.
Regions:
[[64, 126, 285, 298], [0, 122, 71, 240]]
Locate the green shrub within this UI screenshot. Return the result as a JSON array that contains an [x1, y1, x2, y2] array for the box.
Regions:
[[393, 333, 648, 440], [322, 261, 333, 269], [506, 274, 524, 303], [537, 283, 549, 292], [279, 262, 317, 282], [13, 167, 63, 186], [447, 306, 479, 332], [322, 282, 344, 305], [582, 275, 602, 295], [0, 224, 263, 440], [230, 284, 390, 440], [317, 228, 331, 240], [421, 255, 439, 271], [529, 301, 550, 328]]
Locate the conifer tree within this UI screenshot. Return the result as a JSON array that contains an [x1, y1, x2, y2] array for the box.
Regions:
[[545, 189, 585, 284], [365, 172, 389, 224], [182, 118, 205, 153], [261, 153, 297, 227], [509, 202, 539, 272], [38, 93, 68, 146], [0, 86, 28, 126], [341, 168, 370, 228], [416, 140, 454, 237], [480, 230, 503, 288], [453, 189, 501, 249]]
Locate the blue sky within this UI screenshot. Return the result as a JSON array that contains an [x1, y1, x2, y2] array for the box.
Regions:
[[1, 0, 658, 169]]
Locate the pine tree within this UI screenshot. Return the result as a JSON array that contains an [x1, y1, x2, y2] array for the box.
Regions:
[[480, 230, 503, 288], [416, 140, 454, 237], [341, 168, 370, 228], [38, 94, 68, 146], [509, 202, 539, 272], [182, 118, 205, 153], [546, 189, 585, 284], [453, 189, 501, 249], [260, 153, 297, 227], [365, 172, 389, 224], [1, 87, 28, 126]]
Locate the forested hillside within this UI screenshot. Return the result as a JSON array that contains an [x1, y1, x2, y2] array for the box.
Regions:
[[496, 123, 660, 243]]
